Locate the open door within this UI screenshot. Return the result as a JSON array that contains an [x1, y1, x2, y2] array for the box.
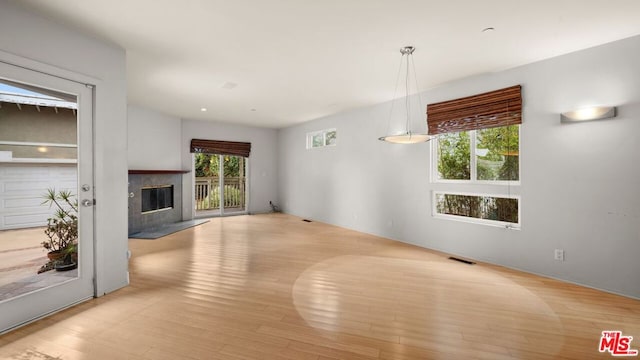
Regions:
[[0, 61, 94, 333]]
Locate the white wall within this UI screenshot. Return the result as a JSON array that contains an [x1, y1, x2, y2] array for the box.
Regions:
[[128, 105, 182, 170], [278, 35, 640, 299], [181, 119, 278, 217], [0, 3, 128, 295]]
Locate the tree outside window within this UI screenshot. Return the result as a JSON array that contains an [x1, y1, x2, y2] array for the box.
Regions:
[[195, 154, 241, 177], [434, 124, 519, 227], [476, 125, 519, 181], [436, 125, 519, 182], [437, 131, 470, 180]]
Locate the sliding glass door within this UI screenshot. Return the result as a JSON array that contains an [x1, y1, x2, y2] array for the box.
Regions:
[[194, 154, 247, 217]]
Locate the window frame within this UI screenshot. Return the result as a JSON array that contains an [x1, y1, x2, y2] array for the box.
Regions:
[[431, 124, 521, 229], [431, 125, 521, 185], [432, 190, 521, 229], [306, 128, 337, 149]]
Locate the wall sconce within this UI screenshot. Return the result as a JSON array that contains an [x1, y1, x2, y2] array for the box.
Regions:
[[561, 106, 616, 122]]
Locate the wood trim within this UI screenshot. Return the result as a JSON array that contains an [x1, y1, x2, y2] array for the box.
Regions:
[[427, 85, 522, 134], [128, 170, 190, 174]]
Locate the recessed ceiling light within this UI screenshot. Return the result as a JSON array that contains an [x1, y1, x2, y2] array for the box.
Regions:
[[200, 108, 207, 112], [482, 27, 495, 33]]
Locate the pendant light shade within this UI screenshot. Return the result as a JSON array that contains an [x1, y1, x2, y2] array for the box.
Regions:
[[378, 132, 432, 144], [379, 46, 433, 144]]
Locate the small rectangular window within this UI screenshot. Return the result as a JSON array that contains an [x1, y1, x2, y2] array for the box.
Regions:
[[433, 192, 519, 227], [306, 128, 337, 149], [312, 133, 324, 148], [325, 129, 337, 146]]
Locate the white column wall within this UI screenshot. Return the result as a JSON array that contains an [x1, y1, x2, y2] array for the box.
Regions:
[[127, 105, 182, 170]]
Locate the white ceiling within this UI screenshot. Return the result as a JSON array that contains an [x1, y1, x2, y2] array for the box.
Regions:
[[14, 0, 640, 128]]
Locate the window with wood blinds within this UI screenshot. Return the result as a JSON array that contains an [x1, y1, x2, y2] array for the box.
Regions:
[[427, 85, 521, 135], [190, 139, 251, 158], [429, 85, 521, 229]]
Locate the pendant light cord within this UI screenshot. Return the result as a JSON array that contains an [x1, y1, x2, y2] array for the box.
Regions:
[[405, 52, 411, 135], [386, 53, 405, 136], [411, 54, 425, 137]]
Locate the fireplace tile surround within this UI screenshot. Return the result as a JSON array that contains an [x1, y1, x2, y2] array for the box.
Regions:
[[128, 170, 188, 235]]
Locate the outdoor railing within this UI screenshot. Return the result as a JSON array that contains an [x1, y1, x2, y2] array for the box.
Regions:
[[195, 176, 245, 210]]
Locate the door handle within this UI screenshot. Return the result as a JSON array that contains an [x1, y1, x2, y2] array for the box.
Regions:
[[81, 199, 94, 207]]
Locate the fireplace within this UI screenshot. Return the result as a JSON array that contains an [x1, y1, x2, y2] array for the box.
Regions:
[[141, 185, 174, 213], [128, 170, 188, 235]]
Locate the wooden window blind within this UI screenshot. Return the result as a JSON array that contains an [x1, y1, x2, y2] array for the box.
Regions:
[[190, 139, 251, 158], [427, 85, 522, 135]]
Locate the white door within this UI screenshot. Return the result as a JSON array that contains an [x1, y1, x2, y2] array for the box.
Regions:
[[0, 61, 94, 333]]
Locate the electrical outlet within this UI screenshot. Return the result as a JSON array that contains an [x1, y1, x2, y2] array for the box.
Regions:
[[554, 249, 564, 261]]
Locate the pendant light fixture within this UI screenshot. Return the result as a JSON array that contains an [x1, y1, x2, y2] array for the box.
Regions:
[[378, 46, 433, 144]]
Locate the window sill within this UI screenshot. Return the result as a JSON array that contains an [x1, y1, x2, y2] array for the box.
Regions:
[[433, 213, 520, 230], [431, 179, 521, 186], [0, 158, 77, 164]]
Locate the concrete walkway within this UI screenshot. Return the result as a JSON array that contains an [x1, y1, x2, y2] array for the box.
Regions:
[[0, 228, 48, 286], [0, 227, 75, 301]]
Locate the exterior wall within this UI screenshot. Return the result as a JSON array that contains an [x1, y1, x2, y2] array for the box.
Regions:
[[0, 104, 77, 159], [278, 35, 640, 299]]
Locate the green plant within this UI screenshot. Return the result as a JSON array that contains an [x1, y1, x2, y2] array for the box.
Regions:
[[194, 153, 244, 177], [41, 188, 78, 253], [437, 131, 471, 180], [63, 242, 78, 264]]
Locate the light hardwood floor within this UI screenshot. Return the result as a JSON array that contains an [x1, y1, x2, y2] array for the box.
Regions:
[[0, 214, 639, 359]]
